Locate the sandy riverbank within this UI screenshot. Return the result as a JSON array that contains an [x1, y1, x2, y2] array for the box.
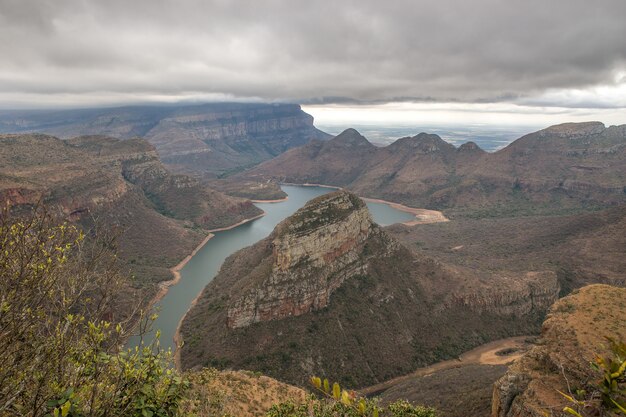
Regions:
[[138, 212, 266, 368], [283, 182, 448, 226], [250, 196, 288, 203]]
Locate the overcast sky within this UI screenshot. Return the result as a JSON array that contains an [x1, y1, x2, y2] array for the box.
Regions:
[[0, 0, 625, 125]]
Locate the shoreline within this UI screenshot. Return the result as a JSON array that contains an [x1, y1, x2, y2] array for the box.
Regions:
[[250, 196, 288, 203], [283, 182, 448, 226], [151, 212, 267, 309], [140, 211, 267, 369]]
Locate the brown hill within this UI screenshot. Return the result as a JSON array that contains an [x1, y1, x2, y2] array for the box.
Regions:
[[179, 191, 559, 387], [0, 133, 261, 289], [0, 103, 330, 177], [492, 284, 626, 417], [242, 122, 626, 216]]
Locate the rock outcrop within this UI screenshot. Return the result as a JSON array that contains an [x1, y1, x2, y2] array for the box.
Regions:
[[0, 103, 330, 177], [492, 284, 626, 417], [180, 191, 560, 387], [227, 192, 379, 328]]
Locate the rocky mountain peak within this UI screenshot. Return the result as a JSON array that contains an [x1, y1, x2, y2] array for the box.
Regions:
[[329, 128, 374, 148], [226, 190, 377, 328], [458, 141, 484, 152], [390, 132, 455, 153]]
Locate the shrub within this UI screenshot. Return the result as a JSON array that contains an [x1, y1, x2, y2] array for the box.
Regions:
[[0, 206, 188, 417]]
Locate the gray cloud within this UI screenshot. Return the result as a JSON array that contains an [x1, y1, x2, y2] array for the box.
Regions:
[[0, 0, 625, 108]]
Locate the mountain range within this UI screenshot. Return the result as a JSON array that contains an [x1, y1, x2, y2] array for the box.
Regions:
[[241, 122, 626, 217]]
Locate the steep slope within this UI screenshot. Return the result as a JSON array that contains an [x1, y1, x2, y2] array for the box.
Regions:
[[492, 284, 626, 417], [179, 191, 559, 387], [0, 133, 261, 287], [0, 103, 330, 177], [244, 122, 626, 215]]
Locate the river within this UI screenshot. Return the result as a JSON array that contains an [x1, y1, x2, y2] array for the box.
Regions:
[[128, 185, 416, 353]]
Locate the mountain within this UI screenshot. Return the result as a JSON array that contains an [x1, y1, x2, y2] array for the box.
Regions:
[[0, 133, 261, 290], [242, 122, 626, 216], [0, 103, 330, 177], [179, 191, 559, 387], [492, 284, 626, 417]]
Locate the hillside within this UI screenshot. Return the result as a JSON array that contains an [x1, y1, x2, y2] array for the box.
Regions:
[[179, 191, 560, 387], [0, 103, 330, 177], [242, 123, 626, 216], [492, 284, 626, 417], [0, 133, 261, 289]]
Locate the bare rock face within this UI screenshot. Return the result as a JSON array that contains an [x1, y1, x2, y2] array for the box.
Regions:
[[0, 103, 331, 177], [452, 271, 560, 316], [491, 284, 626, 417], [227, 191, 381, 328]]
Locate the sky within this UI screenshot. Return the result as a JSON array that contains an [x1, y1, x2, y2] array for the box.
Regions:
[[0, 0, 625, 126]]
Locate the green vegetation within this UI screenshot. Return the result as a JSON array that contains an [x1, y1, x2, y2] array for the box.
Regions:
[[267, 378, 436, 417], [560, 338, 626, 417], [0, 207, 188, 417]]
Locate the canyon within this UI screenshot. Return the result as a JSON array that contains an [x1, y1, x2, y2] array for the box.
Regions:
[[0, 133, 261, 313], [179, 190, 561, 387]]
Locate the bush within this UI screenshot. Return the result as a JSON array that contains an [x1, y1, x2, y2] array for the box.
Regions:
[[0, 206, 188, 417], [266, 378, 436, 417]]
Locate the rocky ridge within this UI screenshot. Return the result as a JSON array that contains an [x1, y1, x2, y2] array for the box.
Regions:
[[243, 122, 626, 215], [492, 284, 626, 417]]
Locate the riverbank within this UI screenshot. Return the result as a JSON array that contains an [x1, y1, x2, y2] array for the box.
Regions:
[[171, 200, 291, 368], [156, 213, 266, 307], [283, 182, 448, 226], [360, 197, 449, 225]]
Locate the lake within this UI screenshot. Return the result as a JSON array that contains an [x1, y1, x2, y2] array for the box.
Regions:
[[127, 185, 416, 352]]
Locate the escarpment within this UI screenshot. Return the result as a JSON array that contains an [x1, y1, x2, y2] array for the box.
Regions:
[[0, 133, 261, 287], [492, 284, 626, 417], [0, 103, 331, 177], [180, 191, 560, 387]]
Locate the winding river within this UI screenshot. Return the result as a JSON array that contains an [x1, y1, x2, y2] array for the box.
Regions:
[[128, 185, 416, 353]]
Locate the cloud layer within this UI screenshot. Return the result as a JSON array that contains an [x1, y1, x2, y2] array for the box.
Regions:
[[0, 0, 625, 110]]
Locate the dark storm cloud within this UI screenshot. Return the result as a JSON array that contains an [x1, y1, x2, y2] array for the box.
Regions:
[[0, 0, 625, 107]]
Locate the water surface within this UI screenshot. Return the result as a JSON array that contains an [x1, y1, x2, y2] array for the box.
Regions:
[[128, 185, 416, 352]]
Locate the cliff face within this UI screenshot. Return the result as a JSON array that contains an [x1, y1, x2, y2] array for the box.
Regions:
[[0, 103, 330, 177], [227, 192, 378, 328], [451, 272, 560, 317], [244, 122, 626, 213], [491, 284, 626, 417], [180, 191, 559, 387], [0, 133, 261, 287]]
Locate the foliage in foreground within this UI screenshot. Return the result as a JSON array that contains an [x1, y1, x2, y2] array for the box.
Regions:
[[266, 378, 436, 417], [0, 207, 188, 417], [560, 338, 626, 417]]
